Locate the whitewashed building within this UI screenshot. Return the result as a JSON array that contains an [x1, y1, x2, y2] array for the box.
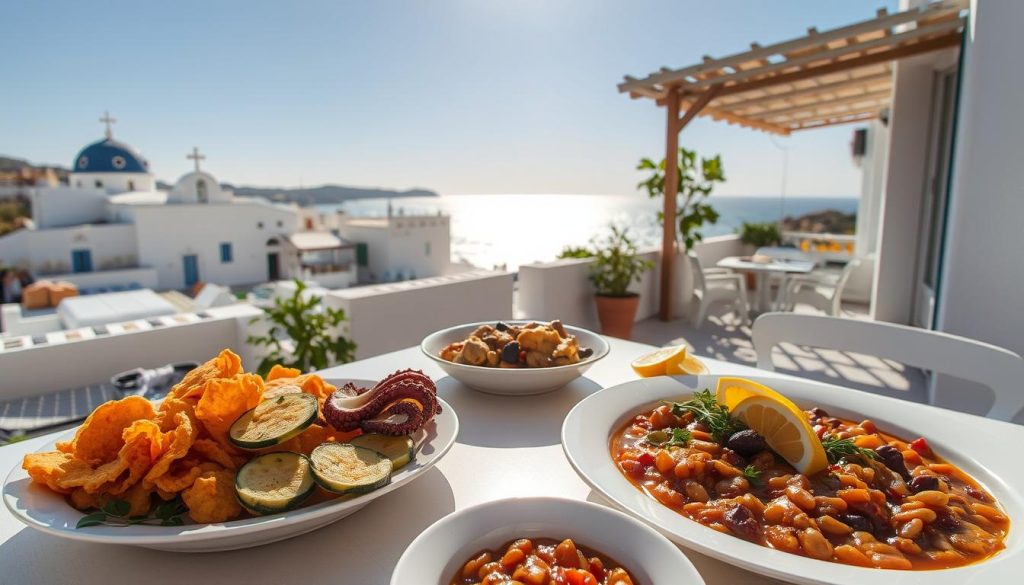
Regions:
[[0, 118, 358, 291], [338, 213, 451, 283]]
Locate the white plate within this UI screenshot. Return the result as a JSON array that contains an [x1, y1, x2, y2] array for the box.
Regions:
[[420, 320, 609, 395], [2, 379, 458, 552], [561, 374, 1024, 585], [391, 496, 705, 584]]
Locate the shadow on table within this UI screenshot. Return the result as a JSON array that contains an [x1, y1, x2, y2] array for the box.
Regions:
[[0, 467, 456, 584], [437, 375, 603, 448]]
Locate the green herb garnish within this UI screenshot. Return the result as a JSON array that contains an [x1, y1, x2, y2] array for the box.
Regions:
[[665, 389, 744, 443], [742, 465, 762, 486], [821, 436, 878, 464], [76, 497, 187, 529], [645, 427, 692, 448]]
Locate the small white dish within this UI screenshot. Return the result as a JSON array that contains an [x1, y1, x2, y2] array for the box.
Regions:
[[562, 374, 1024, 585], [3, 379, 458, 552], [420, 320, 609, 395], [391, 496, 705, 585]]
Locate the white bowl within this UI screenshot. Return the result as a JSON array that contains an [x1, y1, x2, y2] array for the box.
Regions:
[[3, 379, 458, 552], [562, 374, 1024, 585], [390, 496, 705, 585], [420, 320, 609, 395]]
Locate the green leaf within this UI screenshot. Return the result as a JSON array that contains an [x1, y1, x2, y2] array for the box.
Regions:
[[76, 513, 109, 529], [102, 500, 131, 518]]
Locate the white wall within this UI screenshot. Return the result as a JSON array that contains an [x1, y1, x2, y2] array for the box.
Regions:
[[0, 312, 254, 401], [324, 270, 514, 359], [31, 186, 108, 229], [937, 0, 1024, 358], [68, 172, 154, 194], [854, 120, 890, 256], [871, 47, 959, 324], [339, 215, 451, 282], [132, 200, 299, 289], [517, 235, 746, 332], [45, 266, 158, 290], [0, 223, 138, 276]]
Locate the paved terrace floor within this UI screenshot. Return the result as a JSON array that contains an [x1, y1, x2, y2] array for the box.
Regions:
[[631, 302, 930, 405]]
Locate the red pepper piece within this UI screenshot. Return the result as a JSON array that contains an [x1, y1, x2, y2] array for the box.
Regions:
[[909, 437, 934, 458], [637, 452, 656, 467]]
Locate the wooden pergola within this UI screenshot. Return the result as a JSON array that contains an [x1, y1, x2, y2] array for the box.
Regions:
[[619, 0, 967, 320]]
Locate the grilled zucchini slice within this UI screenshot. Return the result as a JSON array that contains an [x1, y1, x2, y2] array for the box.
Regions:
[[235, 451, 316, 514], [310, 443, 392, 495], [229, 393, 318, 450], [349, 434, 415, 471]]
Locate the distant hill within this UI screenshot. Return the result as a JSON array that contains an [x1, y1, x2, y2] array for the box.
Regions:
[[221, 184, 438, 206], [0, 156, 69, 182]]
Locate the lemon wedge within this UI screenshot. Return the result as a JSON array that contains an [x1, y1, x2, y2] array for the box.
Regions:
[[631, 345, 688, 378], [715, 377, 789, 411], [666, 353, 708, 375], [729, 391, 828, 475]]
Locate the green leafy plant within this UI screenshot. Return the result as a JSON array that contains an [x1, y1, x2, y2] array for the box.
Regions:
[[557, 245, 594, 259], [247, 279, 356, 377], [637, 147, 725, 249], [738, 221, 782, 248], [588, 226, 654, 297], [76, 498, 187, 529]]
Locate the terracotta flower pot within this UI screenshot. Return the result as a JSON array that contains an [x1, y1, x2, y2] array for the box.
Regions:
[[595, 294, 640, 339]]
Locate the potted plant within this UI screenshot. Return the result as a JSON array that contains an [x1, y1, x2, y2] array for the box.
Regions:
[[738, 222, 782, 289], [247, 279, 357, 376], [738, 221, 782, 250], [589, 226, 654, 339]]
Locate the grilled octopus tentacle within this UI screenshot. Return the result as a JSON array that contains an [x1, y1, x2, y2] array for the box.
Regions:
[[323, 370, 439, 434]]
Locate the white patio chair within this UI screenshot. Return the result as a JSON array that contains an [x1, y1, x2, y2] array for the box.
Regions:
[[776, 256, 865, 315], [688, 250, 749, 327], [751, 313, 1024, 422]]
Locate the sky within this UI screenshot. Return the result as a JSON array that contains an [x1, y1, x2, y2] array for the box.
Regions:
[[1, 0, 897, 197]]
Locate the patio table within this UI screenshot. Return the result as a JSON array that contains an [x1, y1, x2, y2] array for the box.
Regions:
[[717, 255, 815, 314], [0, 338, 887, 584]]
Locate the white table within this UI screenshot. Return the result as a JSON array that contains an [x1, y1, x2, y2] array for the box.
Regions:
[[717, 256, 815, 313], [0, 338, 792, 585]]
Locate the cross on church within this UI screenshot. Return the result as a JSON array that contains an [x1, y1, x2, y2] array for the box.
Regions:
[[187, 147, 206, 173], [99, 111, 116, 139]]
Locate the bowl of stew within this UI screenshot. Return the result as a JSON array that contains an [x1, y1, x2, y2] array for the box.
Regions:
[[561, 375, 1024, 585], [390, 496, 704, 584], [421, 320, 609, 396]]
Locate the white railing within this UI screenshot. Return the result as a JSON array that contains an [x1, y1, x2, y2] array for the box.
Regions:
[[516, 234, 747, 330], [0, 304, 262, 401]]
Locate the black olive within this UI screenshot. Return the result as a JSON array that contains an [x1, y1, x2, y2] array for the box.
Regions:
[[726, 429, 767, 457], [500, 341, 520, 363], [723, 504, 759, 541], [809, 407, 830, 420], [579, 347, 594, 359], [495, 321, 509, 332], [908, 475, 940, 493], [839, 513, 874, 534], [875, 445, 911, 480]]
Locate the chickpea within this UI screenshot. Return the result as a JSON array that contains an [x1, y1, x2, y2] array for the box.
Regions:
[[785, 485, 816, 512], [833, 544, 872, 566], [500, 548, 525, 569], [899, 518, 924, 539]]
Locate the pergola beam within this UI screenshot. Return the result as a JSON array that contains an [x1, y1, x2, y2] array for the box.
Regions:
[[749, 88, 892, 121]]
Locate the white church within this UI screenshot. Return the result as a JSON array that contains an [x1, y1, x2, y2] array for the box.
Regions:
[[0, 114, 353, 292]]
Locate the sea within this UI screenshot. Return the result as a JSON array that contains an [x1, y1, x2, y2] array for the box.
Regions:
[[322, 194, 857, 271]]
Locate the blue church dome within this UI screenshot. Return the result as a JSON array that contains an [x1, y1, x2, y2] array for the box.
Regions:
[[72, 138, 150, 173]]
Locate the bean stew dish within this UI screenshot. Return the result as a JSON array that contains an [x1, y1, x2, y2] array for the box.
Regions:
[[611, 388, 1009, 570], [450, 537, 637, 584]]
